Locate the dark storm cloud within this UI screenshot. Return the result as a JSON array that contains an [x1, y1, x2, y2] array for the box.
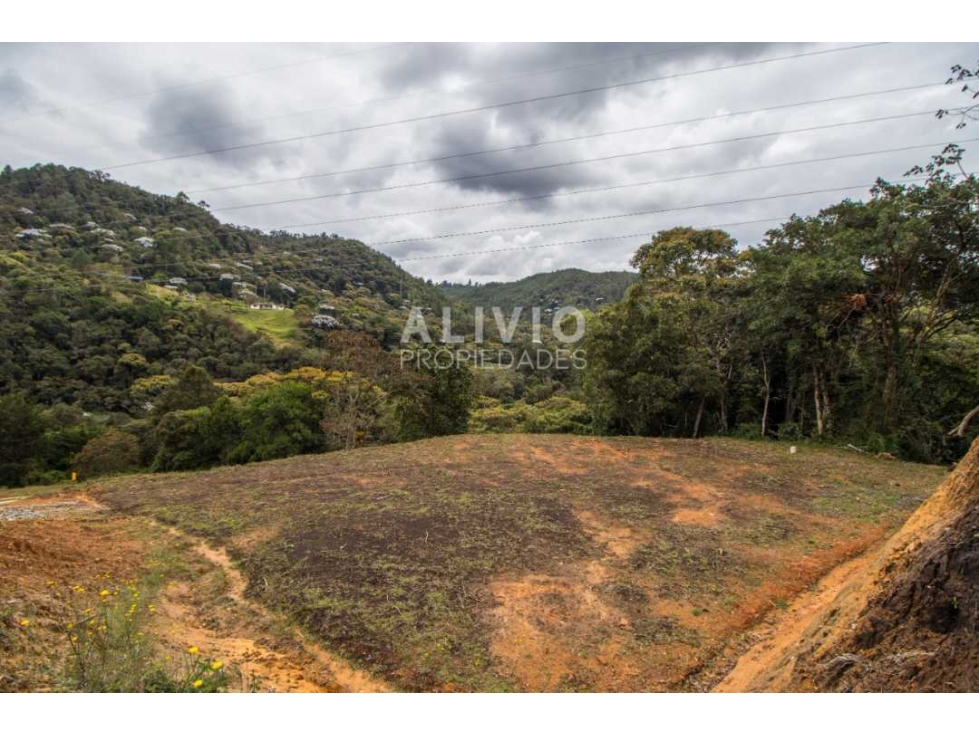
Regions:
[[377, 43, 780, 95], [377, 42, 789, 200], [412, 113, 603, 200], [139, 82, 273, 169]]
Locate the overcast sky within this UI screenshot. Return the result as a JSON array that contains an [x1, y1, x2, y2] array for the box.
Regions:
[[1, 42, 977, 283]]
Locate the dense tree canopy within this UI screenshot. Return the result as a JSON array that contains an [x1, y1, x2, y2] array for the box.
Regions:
[[585, 173, 979, 462]]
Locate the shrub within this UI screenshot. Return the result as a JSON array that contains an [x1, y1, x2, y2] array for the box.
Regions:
[[776, 421, 803, 441], [730, 422, 763, 440], [0, 392, 45, 486], [469, 401, 534, 433], [63, 582, 236, 692], [151, 398, 242, 472], [524, 397, 592, 434], [73, 431, 141, 478], [150, 408, 214, 472]]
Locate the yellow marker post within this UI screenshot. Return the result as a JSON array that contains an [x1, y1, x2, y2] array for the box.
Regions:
[[71, 472, 77, 482]]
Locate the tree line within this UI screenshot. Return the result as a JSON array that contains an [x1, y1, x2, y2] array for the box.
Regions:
[[0, 332, 473, 485], [584, 166, 979, 462]]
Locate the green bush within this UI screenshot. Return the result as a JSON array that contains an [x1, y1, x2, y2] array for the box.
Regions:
[[151, 407, 214, 472], [73, 430, 141, 478], [776, 421, 803, 441], [229, 381, 325, 463], [469, 400, 533, 433], [730, 422, 763, 440], [524, 396, 591, 434], [0, 392, 46, 486], [469, 396, 591, 435]]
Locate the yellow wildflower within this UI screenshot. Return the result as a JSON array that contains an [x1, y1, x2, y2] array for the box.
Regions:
[[188, 646, 200, 655], [210, 660, 224, 671], [19, 619, 30, 627], [99, 589, 110, 599], [192, 679, 203, 689]]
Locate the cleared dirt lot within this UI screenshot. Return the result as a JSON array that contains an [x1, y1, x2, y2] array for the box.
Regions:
[[59, 435, 943, 692]]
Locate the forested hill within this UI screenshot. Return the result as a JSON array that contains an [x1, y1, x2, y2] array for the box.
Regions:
[[0, 164, 445, 309], [0, 163, 448, 409], [440, 268, 637, 310]]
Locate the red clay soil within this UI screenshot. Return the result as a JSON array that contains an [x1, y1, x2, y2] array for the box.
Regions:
[[717, 437, 979, 692]]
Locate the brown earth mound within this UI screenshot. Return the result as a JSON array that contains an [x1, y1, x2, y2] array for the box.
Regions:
[[719, 437, 979, 692]]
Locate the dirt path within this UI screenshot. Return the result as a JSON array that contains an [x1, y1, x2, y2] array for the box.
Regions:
[[0, 495, 390, 693], [163, 528, 392, 693]]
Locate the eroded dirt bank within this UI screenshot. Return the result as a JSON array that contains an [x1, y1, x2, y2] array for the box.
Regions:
[[715, 437, 979, 692]]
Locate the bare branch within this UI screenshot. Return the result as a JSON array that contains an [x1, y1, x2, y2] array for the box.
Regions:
[[950, 404, 979, 438]]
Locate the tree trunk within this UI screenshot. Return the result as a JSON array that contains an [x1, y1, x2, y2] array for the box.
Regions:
[[813, 375, 825, 438], [760, 355, 771, 439], [692, 397, 706, 438], [818, 371, 832, 433], [882, 359, 899, 430]]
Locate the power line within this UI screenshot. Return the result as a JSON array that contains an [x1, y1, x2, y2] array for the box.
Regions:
[[369, 177, 977, 247], [186, 81, 953, 196], [395, 216, 794, 262], [0, 43, 407, 124], [98, 43, 888, 171], [268, 138, 979, 229], [14, 172, 975, 295], [33, 43, 715, 165], [29, 136, 979, 254], [8, 170, 975, 296], [19, 123, 979, 244], [21, 86, 957, 227], [211, 108, 939, 213]]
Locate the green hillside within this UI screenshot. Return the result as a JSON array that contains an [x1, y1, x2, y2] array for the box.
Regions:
[[440, 268, 637, 311], [0, 164, 453, 404], [0, 164, 446, 343], [0, 164, 472, 486]]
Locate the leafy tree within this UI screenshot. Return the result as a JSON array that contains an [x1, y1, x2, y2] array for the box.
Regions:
[[586, 228, 743, 437], [153, 366, 220, 416], [0, 393, 46, 485], [230, 382, 325, 463], [74, 431, 141, 478], [394, 356, 475, 440]]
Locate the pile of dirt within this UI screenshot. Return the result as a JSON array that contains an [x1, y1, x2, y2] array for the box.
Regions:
[[719, 437, 979, 692]]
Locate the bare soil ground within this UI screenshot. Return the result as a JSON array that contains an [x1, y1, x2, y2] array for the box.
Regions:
[[42, 434, 941, 692]]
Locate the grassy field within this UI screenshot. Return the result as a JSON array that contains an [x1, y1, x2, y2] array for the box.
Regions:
[[87, 435, 945, 691], [208, 300, 300, 347]]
